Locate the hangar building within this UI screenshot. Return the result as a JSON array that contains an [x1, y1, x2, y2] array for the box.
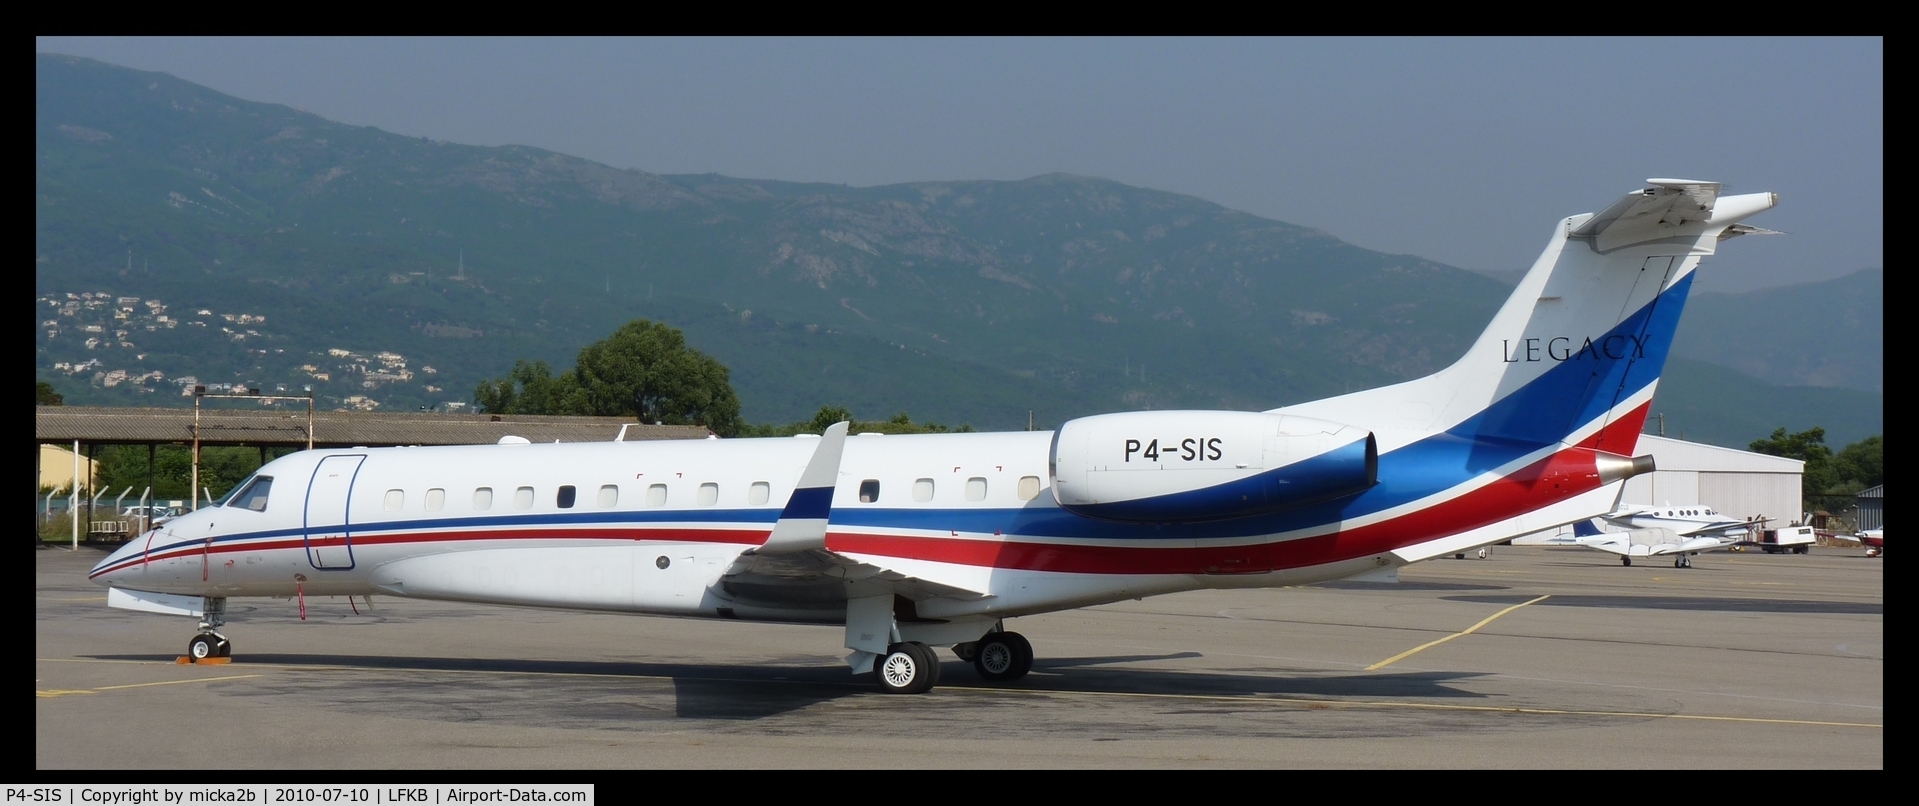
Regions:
[[1515, 435, 1804, 543]]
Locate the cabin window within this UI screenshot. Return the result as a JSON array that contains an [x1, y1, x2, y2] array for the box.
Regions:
[[966, 477, 987, 501], [384, 489, 404, 512], [913, 478, 934, 502], [749, 482, 770, 505], [514, 486, 534, 509], [859, 479, 880, 503], [425, 488, 446, 511], [698, 483, 719, 506], [646, 484, 667, 507], [598, 485, 619, 507], [229, 476, 274, 512], [557, 485, 577, 509], [1018, 476, 1041, 501], [474, 487, 494, 510]]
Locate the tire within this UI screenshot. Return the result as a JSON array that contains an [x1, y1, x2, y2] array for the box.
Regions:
[[187, 634, 219, 661], [877, 642, 938, 694], [974, 631, 1034, 681], [1622, 557, 1631, 566]]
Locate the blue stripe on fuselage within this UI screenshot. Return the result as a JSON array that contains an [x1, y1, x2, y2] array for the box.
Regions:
[[780, 486, 834, 521]]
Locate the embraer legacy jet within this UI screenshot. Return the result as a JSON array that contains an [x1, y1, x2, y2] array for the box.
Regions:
[[91, 179, 1779, 693]]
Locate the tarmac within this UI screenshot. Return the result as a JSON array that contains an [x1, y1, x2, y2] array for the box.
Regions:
[[36, 541, 1882, 769]]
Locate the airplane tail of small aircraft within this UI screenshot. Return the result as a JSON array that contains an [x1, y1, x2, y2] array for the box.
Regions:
[[1283, 180, 1779, 457]]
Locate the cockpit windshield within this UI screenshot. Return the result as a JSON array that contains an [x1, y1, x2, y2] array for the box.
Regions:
[[224, 475, 274, 512]]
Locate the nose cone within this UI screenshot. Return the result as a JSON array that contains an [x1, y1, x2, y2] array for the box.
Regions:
[[89, 535, 149, 586]]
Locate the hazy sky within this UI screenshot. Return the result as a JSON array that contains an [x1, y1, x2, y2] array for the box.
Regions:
[[36, 37, 1881, 292]]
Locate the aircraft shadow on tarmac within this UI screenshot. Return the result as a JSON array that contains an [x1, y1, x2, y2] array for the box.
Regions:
[[1446, 594, 1882, 615], [85, 651, 1495, 722]]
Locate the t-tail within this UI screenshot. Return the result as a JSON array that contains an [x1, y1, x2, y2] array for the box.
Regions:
[[1270, 180, 1778, 560], [1286, 179, 1778, 458]]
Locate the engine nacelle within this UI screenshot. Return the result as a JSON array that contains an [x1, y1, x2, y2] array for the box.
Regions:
[[1050, 410, 1376, 523]]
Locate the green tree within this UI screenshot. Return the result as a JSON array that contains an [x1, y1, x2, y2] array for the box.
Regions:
[[37, 380, 63, 406], [475, 320, 743, 436], [1831, 435, 1883, 490], [809, 405, 855, 434], [473, 360, 582, 417], [1749, 426, 1877, 513]]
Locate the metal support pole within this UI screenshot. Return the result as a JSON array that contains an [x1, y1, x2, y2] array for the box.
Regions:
[[191, 393, 201, 512], [71, 439, 79, 550]]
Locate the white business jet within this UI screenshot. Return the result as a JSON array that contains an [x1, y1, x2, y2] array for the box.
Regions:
[[91, 179, 1780, 693]]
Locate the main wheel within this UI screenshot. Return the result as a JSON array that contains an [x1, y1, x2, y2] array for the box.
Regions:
[[1622, 556, 1632, 567], [187, 633, 220, 661], [973, 631, 1034, 681], [876, 642, 938, 694]]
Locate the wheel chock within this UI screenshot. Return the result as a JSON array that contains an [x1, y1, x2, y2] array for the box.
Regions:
[[176, 656, 232, 665]]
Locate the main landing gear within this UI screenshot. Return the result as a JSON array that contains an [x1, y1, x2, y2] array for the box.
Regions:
[[186, 597, 231, 661], [874, 631, 1035, 694], [877, 642, 940, 695], [970, 631, 1034, 682], [1673, 554, 1694, 569]]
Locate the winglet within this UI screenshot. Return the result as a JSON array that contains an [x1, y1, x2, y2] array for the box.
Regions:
[[758, 421, 849, 554]]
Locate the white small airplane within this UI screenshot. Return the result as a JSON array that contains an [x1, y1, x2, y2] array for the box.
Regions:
[[90, 178, 1780, 693], [1561, 502, 1760, 568]]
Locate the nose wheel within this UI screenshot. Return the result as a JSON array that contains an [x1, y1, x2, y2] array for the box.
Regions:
[[187, 632, 231, 660]]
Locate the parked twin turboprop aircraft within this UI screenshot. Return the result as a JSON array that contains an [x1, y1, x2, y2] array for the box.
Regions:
[[1562, 502, 1762, 568], [90, 178, 1780, 694]]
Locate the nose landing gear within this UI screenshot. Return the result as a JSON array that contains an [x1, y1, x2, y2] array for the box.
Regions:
[[185, 597, 231, 662]]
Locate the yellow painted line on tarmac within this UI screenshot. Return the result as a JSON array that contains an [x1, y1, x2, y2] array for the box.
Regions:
[[942, 685, 1881, 729], [36, 673, 261, 698], [1366, 594, 1550, 671]]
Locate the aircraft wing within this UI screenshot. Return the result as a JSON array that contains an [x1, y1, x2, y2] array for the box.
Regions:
[[1666, 536, 1738, 555], [720, 546, 991, 606], [1673, 521, 1755, 540], [720, 421, 990, 609]]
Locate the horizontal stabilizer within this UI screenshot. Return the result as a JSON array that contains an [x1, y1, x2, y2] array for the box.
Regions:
[[1569, 179, 1775, 253]]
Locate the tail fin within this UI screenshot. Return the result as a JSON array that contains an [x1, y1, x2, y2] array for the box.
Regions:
[[1284, 179, 1778, 456]]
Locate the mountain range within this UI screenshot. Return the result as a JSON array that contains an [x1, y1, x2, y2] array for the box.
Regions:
[[35, 53, 1882, 449]]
